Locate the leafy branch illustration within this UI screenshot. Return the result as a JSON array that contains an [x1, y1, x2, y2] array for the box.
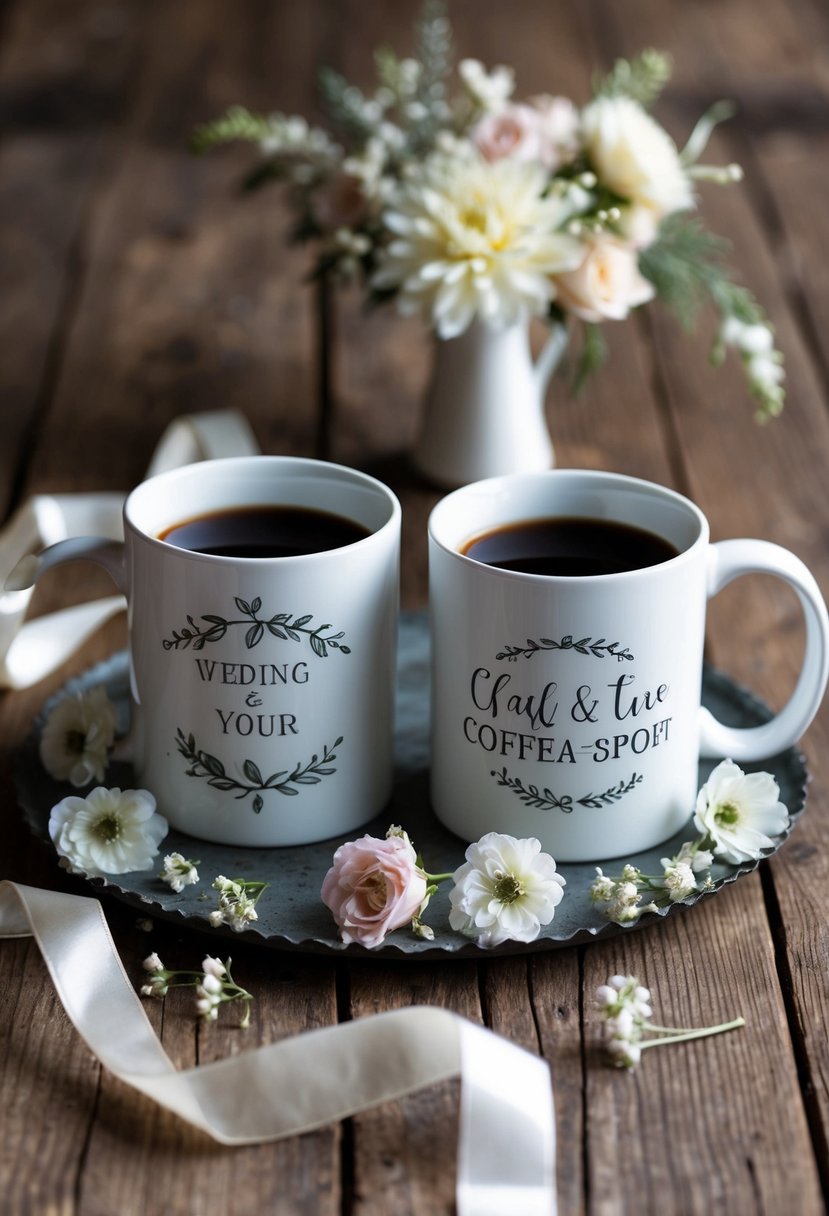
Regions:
[[162, 597, 350, 658], [175, 728, 342, 813], [491, 767, 643, 813], [495, 634, 634, 663]]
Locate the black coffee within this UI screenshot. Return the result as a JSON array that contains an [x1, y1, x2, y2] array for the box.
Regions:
[[461, 516, 678, 576], [159, 504, 370, 558]]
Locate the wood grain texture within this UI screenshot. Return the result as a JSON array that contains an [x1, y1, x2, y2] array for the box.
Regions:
[[3, 0, 829, 1212]]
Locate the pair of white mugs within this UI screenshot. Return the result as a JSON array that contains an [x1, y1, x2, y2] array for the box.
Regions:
[[31, 456, 829, 863]]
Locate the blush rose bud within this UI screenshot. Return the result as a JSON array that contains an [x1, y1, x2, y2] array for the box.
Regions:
[[321, 831, 428, 948]]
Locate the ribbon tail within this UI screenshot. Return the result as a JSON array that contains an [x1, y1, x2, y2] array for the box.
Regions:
[[0, 881, 556, 1215]]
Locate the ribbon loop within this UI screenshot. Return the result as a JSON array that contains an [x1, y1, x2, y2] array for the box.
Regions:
[[0, 410, 260, 689]]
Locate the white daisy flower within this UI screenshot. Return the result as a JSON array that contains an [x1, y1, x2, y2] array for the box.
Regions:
[[448, 831, 565, 947], [39, 685, 117, 787], [48, 787, 168, 879], [373, 151, 582, 338], [693, 759, 789, 864]]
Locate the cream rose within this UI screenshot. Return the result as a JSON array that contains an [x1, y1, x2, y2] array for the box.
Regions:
[[321, 832, 428, 947], [581, 95, 693, 218], [553, 235, 655, 322]]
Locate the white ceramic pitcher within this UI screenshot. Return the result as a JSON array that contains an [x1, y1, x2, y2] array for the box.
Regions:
[[413, 317, 568, 489]]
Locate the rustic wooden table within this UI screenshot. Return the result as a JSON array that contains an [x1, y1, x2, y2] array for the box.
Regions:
[[2, 0, 829, 1212]]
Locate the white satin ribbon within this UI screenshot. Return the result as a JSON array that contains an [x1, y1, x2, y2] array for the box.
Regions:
[[0, 411, 259, 689], [0, 881, 556, 1214]]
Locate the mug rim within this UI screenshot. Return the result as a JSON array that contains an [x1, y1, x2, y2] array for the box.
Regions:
[[124, 455, 402, 566], [428, 468, 709, 583]]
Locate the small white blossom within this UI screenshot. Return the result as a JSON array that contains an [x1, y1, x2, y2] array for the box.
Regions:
[[458, 58, 515, 112], [159, 852, 200, 893], [39, 685, 117, 787], [675, 840, 715, 873], [659, 859, 698, 902], [49, 787, 168, 879], [596, 973, 744, 1070], [202, 956, 227, 980], [448, 832, 565, 947], [259, 112, 341, 167], [140, 953, 168, 996], [210, 876, 268, 932], [138, 952, 252, 1027], [694, 759, 788, 863], [195, 985, 221, 1020]]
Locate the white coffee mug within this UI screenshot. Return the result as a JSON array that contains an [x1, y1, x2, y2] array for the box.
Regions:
[[428, 470, 829, 861], [26, 457, 401, 847]]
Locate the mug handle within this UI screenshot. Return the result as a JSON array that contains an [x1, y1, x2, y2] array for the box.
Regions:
[[699, 539, 829, 760], [6, 537, 127, 596]]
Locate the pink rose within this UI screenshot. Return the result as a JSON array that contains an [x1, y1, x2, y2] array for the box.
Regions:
[[321, 833, 428, 947], [470, 103, 544, 164], [553, 236, 655, 322]]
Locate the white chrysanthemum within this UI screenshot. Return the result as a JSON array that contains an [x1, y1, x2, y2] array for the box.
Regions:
[[693, 759, 788, 864], [448, 832, 565, 947], [49, 787, 168, 879], [373, 152, 582, 338], [582, 95, 694, 220], [39, 685, 117, 787]]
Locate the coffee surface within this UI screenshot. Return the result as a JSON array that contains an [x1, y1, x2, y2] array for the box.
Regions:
[[460, 516, 679, 576], [159, 504, 370, 558]]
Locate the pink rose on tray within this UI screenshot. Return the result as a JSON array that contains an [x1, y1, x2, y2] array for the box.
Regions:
[[321, 828, 428, 947]]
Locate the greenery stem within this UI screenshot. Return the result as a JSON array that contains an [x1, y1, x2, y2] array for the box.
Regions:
[[639, 1017, 745, 1050]]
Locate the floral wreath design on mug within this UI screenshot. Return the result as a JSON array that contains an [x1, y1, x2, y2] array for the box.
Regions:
[[490, 629, 638, 810], [175, 728, 342, 814], [496, 633, 634, 663], [162, 596, 351, 659], [492, 767, 644, 813]]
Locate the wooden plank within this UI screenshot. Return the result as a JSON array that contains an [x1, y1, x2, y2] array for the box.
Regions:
[[346, 959, 482, 1216], [0, 3, 342, 1215], [0, 0, 144, 516], [75, 933, 341, 1216], [565, 6, 828, 1211], [583, 883, 823, 1216], [531, 950, 587, 1216]]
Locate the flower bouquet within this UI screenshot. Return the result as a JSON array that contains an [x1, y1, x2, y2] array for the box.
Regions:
[[195, 1, 783, 482]]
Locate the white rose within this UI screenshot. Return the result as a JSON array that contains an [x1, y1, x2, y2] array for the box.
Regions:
[[527, 94, 581, 170], [582, 95, 694, 217], [553, 236, 655, 322]]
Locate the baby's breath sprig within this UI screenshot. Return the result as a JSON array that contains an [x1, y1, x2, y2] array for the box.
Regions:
[[209, 876, 269, 932], [597, 974, 744, 1070], [158, 852, 201, 893], [591, 839, 715, 924], [140, 954, 254, 1028]]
